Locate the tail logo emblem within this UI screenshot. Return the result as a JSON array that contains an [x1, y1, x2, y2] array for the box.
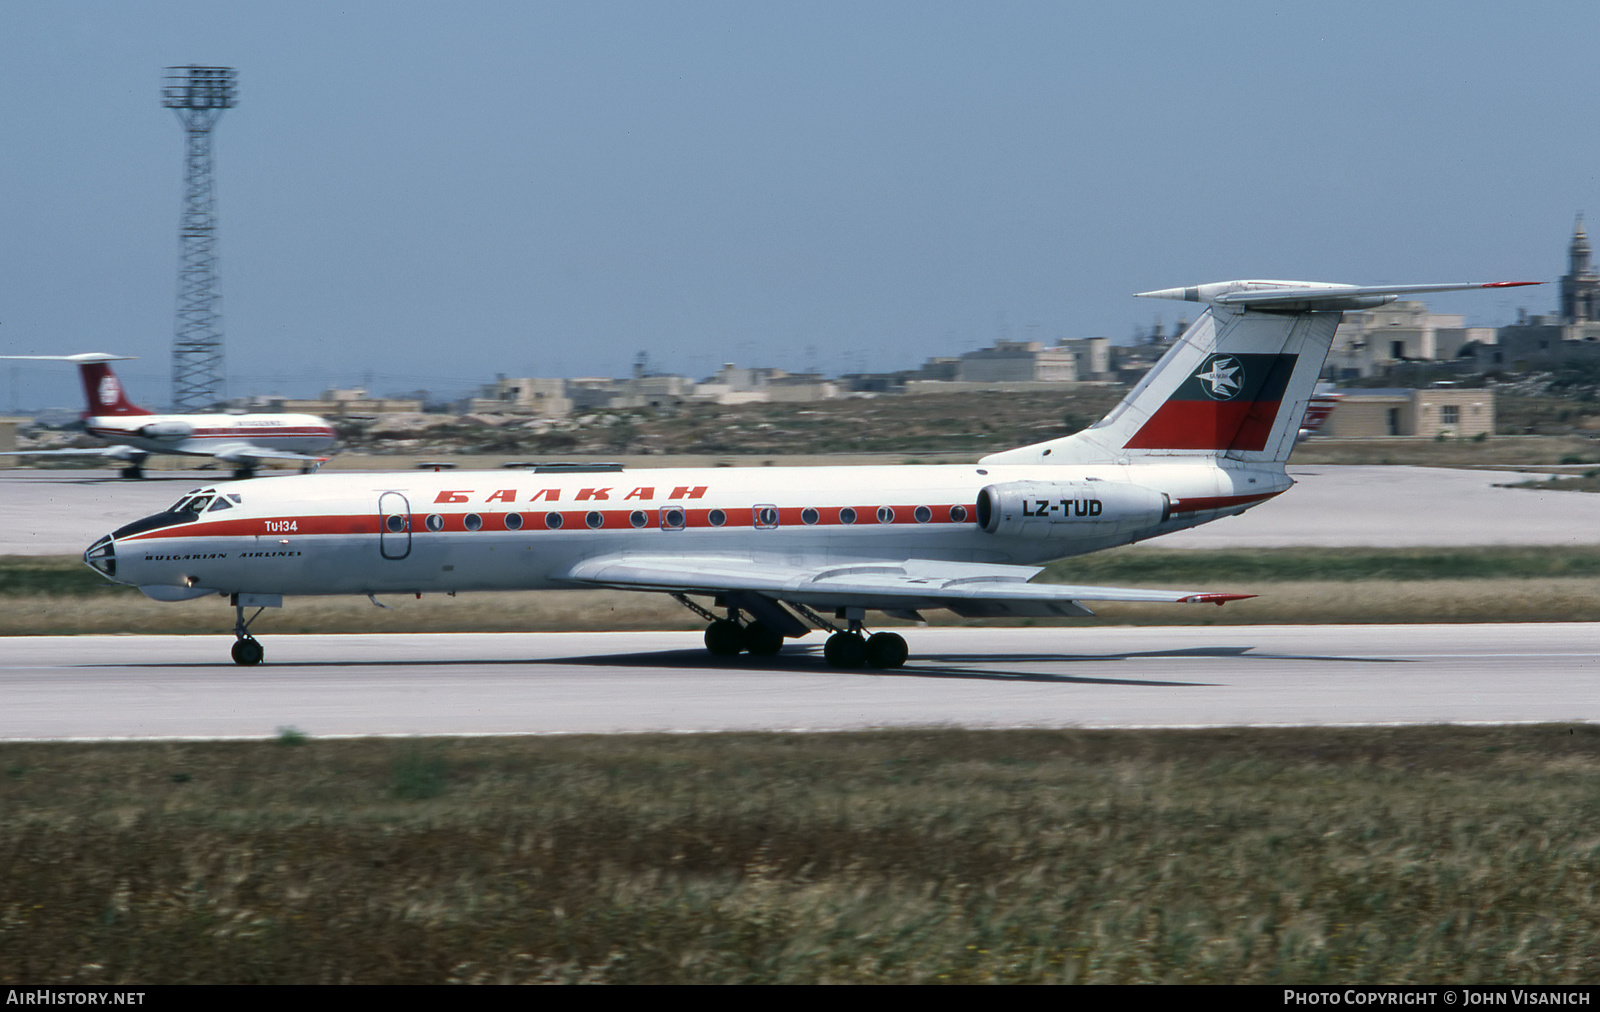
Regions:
[[98, 376, 120, 406], [1194, 355, 1242, 400]]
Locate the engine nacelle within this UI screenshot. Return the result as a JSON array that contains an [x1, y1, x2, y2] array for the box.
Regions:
[[138, 420, 194, 440], [976, 480, 1169, 540]]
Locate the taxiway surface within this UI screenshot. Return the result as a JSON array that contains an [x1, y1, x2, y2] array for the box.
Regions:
[[3, 625, 1596, 740]]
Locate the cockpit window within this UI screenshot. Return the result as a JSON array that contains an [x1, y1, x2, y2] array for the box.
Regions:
[[168, 490, 219, 514], [207, 498, 233, 511]]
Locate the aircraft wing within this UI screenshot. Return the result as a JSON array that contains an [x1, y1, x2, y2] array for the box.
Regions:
[[559, 554, 1251, 618], [183, 443, 330, 465], [0, 446, 139, 459]]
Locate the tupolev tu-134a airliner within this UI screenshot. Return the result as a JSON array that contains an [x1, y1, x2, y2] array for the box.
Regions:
[[83, 278, 1537, 668]]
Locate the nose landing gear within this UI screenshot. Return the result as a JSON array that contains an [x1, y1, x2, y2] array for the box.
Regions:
[[231, 636, 264, 666], [230, 595, 267, 666]]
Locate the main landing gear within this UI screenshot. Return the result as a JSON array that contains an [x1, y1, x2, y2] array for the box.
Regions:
[[231, 595, 266, 666], [821, 605, 907, 670], [824, 630, 908, 670], [673, 593, 909, 669], [704, 618, 784, 657]]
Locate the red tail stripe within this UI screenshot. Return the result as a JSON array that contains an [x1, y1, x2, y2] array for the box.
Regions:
[[1126, 400, 1282, 452]]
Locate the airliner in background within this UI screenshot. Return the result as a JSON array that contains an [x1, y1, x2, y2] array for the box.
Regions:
[[2, 353, 336, 479], [82, 278, 1536, 667]]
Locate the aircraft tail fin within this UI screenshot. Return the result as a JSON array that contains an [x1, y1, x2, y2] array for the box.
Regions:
[[980, 280, 1538, 467], [0, 353, 151, 418]]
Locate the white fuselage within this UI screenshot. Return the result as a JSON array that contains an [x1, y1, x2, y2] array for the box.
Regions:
[[94, 461, 1288, 599], [84, 412, 336, 457]]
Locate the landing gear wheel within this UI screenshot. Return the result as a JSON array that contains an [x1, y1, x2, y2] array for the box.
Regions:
[[824, 632, 867, 669], [119, 465, 144, 480], [865, 632, 908, 669], [231, 636, 264, 667], [743, 622, 784, 656], [704, 620, 745, 657]]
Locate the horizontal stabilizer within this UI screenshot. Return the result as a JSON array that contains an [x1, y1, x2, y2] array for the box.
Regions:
[[1135, 280, 1540, 312]]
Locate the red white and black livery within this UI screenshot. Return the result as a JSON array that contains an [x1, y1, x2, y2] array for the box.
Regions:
[[83, 279, 1536, 668], [2, 353, 336, 478]]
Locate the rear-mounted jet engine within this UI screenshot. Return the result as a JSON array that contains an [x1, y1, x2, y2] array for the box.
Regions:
[[976, 480, 1169, 540]]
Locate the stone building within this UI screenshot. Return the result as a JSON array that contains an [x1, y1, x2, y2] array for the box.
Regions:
[[1319, 388, 1494, 439]]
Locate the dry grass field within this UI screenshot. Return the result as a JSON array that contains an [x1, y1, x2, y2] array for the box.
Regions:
[[2, 726, 1598, 984]]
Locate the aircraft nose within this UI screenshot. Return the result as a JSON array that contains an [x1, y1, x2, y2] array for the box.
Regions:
[[83, 533, 117, 580]]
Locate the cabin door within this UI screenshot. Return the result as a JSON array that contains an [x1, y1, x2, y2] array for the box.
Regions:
[[378, 491, 412, 560]]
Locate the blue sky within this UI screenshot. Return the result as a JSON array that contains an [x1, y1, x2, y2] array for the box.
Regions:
[[0, 1, 1592, 409]]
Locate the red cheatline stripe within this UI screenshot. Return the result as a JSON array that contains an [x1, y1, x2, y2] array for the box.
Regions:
[[88, 427, 334, 439], [120, 504, 981, 541], [1167, 491, 1281, 514]]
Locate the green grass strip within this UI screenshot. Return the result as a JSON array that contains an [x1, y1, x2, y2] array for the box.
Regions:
[[9, 545, 1600, 599], [1044, 544, 1600, 583]]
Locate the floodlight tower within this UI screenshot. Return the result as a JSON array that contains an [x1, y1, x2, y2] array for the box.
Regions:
[[163, 66, 237, 410]]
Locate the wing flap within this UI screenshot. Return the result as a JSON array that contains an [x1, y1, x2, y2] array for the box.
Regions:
[[559, 554, 1250, 613]]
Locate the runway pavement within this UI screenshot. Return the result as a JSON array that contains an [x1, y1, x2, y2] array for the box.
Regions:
[[2, 464, 1598, 556], [4, 465, 1597, 740], [2, 624, 1595, 740]]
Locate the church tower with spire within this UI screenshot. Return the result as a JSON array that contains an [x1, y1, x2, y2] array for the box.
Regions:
[[1560, 214, 1600, 321]]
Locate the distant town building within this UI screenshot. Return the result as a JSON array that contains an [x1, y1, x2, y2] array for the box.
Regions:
[[463, 377, 572, 417], [1327, 302, 1477, 379], [1109, 319, 1184, 383], [1470, 216, 1600, 372], [956, 340, 1078, 382], [1060, 336, 1113, 381], [250, 388, 424, 417], [1561, 214, 1600, 322], [564, 374, 697, 412], [691, 364, 839, 404]]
